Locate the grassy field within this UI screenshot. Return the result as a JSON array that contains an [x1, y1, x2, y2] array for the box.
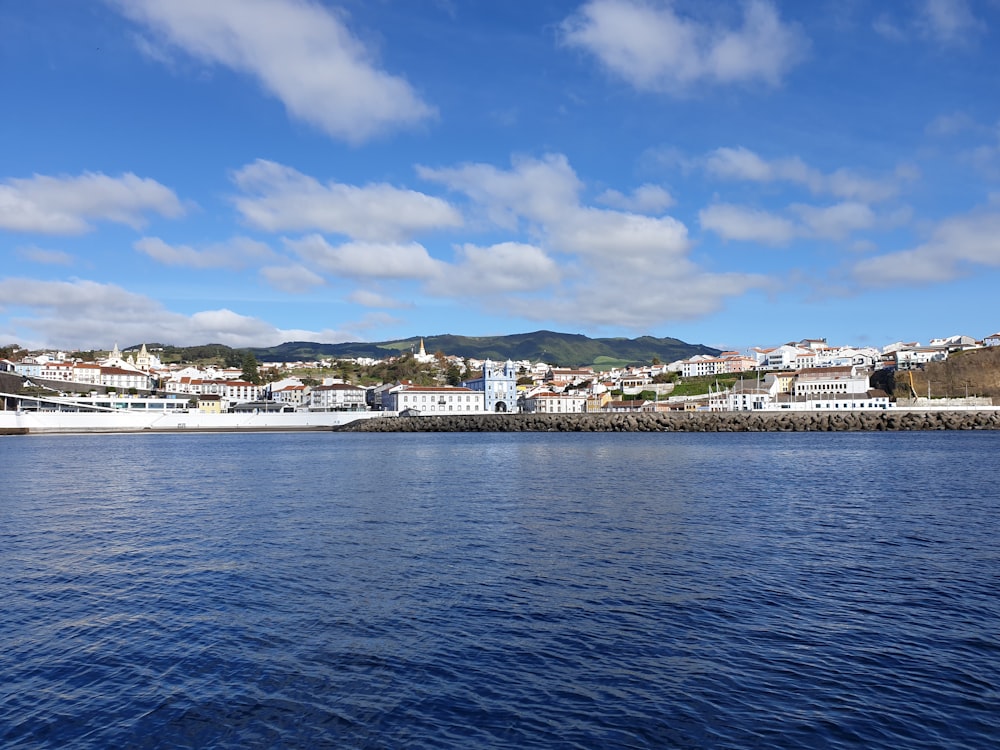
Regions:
[[670, 374, 739, 397], [591, 356, 635, 372]]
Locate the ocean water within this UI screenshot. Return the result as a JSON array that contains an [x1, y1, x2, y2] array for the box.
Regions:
[[1, 431, 998, 749]]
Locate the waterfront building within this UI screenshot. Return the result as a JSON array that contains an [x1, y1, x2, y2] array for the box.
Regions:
[[272, 384, 308, 408], [586, 391, 612, 412], [304, 383, 368, 411], [463, 359, 518, 413], [522, 392, 587, 413], [792, 366, 870, 397], [197, 394, 223, 414], [383, 384, 485, 414]]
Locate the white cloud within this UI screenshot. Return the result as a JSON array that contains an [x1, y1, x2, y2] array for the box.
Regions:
[[419, 153, 765, 327], [551, 208, 690, 265], [0, 277, 350, 348], [704, 146, 900, 202], [561, 0, 808, 93], [790, 202, 876, 240], [111, 0, 435, 144], [16, 246, 74, 266], [427, 242, 562, 297], [232, 159, 462, 241], [874, 0, 984, 46], [926, 111, 979, 137], [0, 171, 184, 234], [286, 234, 443, 280], [853, 210, 1000, 285], [918, 0, 984, 45], [702, 200, 881, 243], [509, 264, 769, 329], [596, 184, 675, 212], [135, 236, 274, 269], [259, 264, 326, 293], [699, 203, 796, 245], [872, 13, 906, 41], [418, 153, 582, 229], [348, 289, 412, 309]]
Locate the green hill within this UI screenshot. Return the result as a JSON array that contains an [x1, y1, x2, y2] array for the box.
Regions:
[[249, 330, 719, 368]]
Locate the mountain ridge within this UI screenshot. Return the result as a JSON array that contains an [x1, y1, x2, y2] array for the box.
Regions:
[[249, 330, 720, 368]]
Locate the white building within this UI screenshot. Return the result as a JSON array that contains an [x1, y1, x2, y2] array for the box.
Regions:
[[383, 385, 487, 414], [272, 384, 309, 408], [764, 344, 813, 370], [522, 392, 588, 413], [73, 362, 103, 385], [304, 383, 367, 411], [792, 366, 870, 397], [892, 346, 949, 370], [100, 366, 152, 391]]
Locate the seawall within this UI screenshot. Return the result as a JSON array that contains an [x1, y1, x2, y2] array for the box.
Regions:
[[339, 410, 1000, 432]]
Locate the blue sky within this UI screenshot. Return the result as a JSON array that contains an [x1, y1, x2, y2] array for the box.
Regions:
[[2, 0, 1000, 353]]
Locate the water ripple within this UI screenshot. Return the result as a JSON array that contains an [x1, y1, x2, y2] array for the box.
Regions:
[[1, 431, 999, 748]]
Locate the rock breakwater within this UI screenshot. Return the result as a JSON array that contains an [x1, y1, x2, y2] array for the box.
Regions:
[[339, 410, 1000, 432]]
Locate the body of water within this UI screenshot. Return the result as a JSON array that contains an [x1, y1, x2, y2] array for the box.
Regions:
[[2, 431, 998, 748]]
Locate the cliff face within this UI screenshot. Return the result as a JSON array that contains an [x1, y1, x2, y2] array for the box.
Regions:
[[894, 348, 1000, 401], [0, 371, 24, 392]]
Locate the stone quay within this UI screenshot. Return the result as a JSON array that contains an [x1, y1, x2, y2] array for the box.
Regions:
[[338, 410, 1000, 433]]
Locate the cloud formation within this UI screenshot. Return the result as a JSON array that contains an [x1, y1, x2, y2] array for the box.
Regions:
[[596, 184, 675, 212], [0, 171, 184, 234], [259, 264, 326, 294], [16, 246, 75, 266], [427, 242, 562, 297], [111, 0, 435, 143], [232, 159, 462, 241], [561, 0, 808, 93], [700, 200, 878, 244], [705, 146, 901, 202], [0, 277, 354, 349], [699, 203, 796, 245], [853, 209, 1000, 285], [285, 235, 444, 280], [420, 153, 766, 328], [135, 236, 275, 269], [874, 0, 984, 46]]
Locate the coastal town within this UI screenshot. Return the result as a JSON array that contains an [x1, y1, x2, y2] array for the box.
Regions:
[[3, 330, 1000, 420]]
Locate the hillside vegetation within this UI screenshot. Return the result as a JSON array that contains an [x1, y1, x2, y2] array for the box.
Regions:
[[248, 330, 718, 368]]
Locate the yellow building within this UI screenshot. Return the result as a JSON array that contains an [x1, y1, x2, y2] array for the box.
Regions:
[[197, 394, 223, 414]]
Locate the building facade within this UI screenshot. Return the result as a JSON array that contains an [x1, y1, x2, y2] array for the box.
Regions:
[[463, 359, 518, 413], [383, 385, 486, 414]]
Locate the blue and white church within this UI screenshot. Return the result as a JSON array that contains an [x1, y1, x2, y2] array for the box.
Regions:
[[463, 359, 518, 413]]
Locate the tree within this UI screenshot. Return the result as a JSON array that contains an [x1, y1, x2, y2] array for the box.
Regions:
[[0, 344, 22, 360], [241, 352, 262, 384], [445, 363, 463, 386]]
